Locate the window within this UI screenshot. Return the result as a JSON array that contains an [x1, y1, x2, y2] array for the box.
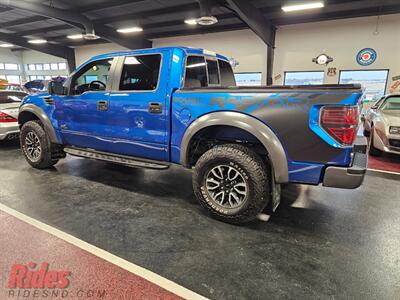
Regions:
[[234, 73, 262, 86], [71, 59, 112, 95], [58, 62, 67, 70], [29, 75, 37, 81], [43, 64, 50, 71], [85, 75, 98, 83], [4, 63, 19, 71], [184, 56, 207, 88], [284, 71, 324, 85], [35, 64, 43, 71], [50, 63, 58, 70], [119, 54, 161, 91], [45, 75, 52, 80], [6, 75, 20, 84], [218, 60, 236, 86], [339, 70, 389, 102], [28, 64, 36, 71], [0, 63, 4, 70], [206, 59, 219, 85], [381, 96, 400, 111]]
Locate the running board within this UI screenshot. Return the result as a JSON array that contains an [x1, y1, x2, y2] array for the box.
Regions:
[[64, 147, 169, 170]]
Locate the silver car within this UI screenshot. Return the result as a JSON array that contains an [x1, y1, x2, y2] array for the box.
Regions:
[[362, 95, 400, 156], [0, 90, 28, 141]]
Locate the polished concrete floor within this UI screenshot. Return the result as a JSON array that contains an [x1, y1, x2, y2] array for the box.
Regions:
[[1, 139, 399, 300]]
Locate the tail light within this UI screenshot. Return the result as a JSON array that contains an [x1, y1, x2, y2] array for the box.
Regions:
[[320, 106, 359, 145], [0, 112, 17, 123]]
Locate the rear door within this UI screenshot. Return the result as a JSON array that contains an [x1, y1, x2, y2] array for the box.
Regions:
[[107, 52, 168, 161]]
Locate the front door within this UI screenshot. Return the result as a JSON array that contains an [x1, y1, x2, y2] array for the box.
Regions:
[[107, 53, 168, 161], [55, 58, 116, 152]]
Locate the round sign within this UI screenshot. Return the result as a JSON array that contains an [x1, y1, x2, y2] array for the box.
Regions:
[[356, 48, 377, 66]]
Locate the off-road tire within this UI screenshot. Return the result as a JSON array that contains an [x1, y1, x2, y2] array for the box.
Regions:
[[20, 120, 59, 169], [369, 127, 382, 156], [193, 144, 271, 224]]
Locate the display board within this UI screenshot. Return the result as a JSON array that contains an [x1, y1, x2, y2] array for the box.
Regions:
[[284, 71, 324, 85], [234, 72, 262, 86], [339, 70, 389, 102]]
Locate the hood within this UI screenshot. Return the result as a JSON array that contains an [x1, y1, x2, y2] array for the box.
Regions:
[[382, 111, 400, 126]]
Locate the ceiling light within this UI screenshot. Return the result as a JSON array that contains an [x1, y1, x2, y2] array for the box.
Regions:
[[67, 34, 84, 39], [0, 43, 13, 48], [197, 16, 218, 26], [28, 39, 47, 44], [124, 57, 140, 65], [83, 33, 100, 40], [282, 2, 324, 12], [184, 19, 198, 25], [116, 27, 143, 33]]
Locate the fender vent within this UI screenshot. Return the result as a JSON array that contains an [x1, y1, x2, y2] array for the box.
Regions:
[[43, 96, 54, 106]]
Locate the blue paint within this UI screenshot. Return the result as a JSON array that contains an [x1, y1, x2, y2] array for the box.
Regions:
[[20, 46, 363, 187]]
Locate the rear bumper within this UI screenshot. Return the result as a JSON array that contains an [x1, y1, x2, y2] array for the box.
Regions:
[[0, 122, 19, 140], [323, 137, 368, 189]]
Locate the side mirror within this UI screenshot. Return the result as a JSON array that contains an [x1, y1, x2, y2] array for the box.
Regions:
[[48, 81, 64, 95]]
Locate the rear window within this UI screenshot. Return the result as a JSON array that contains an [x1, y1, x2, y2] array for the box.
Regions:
[[382, 97, 400, 110], [218, 59, 236, 86], [119, 54, 161, 91], [206, 59, 220, 85], [0, 92, 27, 103], [184, 56, 207, 88]]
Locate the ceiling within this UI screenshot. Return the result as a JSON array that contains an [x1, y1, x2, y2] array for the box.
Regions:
[[0, 0, 398, 51]]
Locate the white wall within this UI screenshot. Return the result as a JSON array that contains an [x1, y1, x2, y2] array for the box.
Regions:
[[21, 51, 68, 79], [273, 14, 400, 91], [153, 29, 267, 83], [0, 49, 24, 81], [74, 43, 129, 67]]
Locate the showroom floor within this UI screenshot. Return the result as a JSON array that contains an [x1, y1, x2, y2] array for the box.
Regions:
[[0, 139, 399, 299]]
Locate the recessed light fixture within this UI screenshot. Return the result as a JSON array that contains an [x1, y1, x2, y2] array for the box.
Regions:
[[197, 16, 218, 26], [67, 34, 84, 39], [0, 43, 13, 48], [116, 27, 143, 33], [28, 39, 47, 44], [184, 18, 198, 25], [282, 1, 324, 12]]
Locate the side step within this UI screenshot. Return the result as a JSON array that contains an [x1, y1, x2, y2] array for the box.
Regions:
[[64, 147, 169, 170]]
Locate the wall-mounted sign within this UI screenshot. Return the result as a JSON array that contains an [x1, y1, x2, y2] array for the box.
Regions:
[[312, 54, 333, 65], [390, 75, 400, 93], [274, 74, 282, 81], [356, 48, 377, 66], [327, 67, 337, 77]]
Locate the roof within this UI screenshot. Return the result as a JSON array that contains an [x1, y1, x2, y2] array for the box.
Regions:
[[87, 46, 230, 64]]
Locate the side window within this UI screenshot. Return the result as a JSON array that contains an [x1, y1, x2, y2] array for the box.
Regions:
[[206, 59, 220, 85], [119, 54, 161, 91], [71, 59, 112, 95], [218, 59, 236, 86], [184, 56, 207, 88]]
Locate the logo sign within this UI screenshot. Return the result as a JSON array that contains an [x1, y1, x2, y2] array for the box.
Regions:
[[356, 48, 377, 66], [312, 54, 333, 65]]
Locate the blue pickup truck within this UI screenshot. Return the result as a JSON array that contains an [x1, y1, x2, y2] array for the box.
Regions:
[[18, 47, 367, 224]]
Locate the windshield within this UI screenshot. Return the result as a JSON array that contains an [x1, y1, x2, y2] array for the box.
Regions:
[[0, 92, 27, 104], [382, 97, 400, 110]]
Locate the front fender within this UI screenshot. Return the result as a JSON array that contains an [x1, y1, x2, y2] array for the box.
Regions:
[[180, 111, 289, 183], [19, 104, 59, 144]]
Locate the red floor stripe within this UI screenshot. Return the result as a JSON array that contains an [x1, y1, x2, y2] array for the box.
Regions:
[[368, 153, 400, 174], [0, 211, 183, 300]]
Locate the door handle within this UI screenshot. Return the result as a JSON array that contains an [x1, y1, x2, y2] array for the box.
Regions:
[[97, 100, 108, 111], [148, 102, 162, 114]]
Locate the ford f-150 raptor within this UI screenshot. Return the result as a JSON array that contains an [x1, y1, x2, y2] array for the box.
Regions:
[[18, 47, 368, 224]]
